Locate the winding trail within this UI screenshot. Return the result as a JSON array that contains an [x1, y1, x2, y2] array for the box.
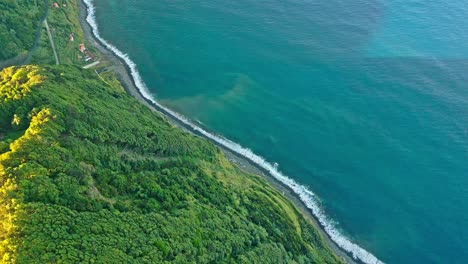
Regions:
[[44, 19, 60, 65]]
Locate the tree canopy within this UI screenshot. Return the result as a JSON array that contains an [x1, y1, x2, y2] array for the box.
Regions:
[[0, 0, 45, 60], [0, 65, 342, 263]]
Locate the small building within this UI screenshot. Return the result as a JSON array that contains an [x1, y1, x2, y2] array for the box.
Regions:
[[53, 2, 59, 8], [79, 44, 86, 53], [69, 33, 74, 42]]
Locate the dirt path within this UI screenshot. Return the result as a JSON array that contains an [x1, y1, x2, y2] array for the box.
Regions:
[[44, 19, 59, 65]]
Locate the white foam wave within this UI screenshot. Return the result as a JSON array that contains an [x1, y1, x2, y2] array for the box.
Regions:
[[82, 1, 384, 263]]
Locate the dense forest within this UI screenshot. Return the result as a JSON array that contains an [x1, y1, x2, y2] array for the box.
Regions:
[[0, 0, 45, 60], [0, 65, 342, 263]]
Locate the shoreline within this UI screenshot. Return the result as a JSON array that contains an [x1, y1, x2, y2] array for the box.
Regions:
[[77, 1, 372, 263]]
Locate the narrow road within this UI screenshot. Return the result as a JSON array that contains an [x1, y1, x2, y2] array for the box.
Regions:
[[44, 19, 59, 65]]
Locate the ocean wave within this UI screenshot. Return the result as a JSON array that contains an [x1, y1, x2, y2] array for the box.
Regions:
[[82, 1, 383, 263]]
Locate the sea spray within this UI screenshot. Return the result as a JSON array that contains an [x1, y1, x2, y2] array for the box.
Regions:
[[82, 1, 383, 263]]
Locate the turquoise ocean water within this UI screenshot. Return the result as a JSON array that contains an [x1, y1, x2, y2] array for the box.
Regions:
[[91, 0, 468, 263]]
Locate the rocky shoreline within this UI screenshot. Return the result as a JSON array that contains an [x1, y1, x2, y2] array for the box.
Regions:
[[77, 1, 357, 263]]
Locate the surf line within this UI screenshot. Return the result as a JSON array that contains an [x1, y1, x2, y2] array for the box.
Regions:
[[82, 1, 383, 263]]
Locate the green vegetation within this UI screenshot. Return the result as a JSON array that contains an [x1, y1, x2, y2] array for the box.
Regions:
[[0, 1, 343, 263], [0, 0, 45, 61], [0, 65, 342, 263], [0, 0, 96, 66], [31, 0, 97, 65]]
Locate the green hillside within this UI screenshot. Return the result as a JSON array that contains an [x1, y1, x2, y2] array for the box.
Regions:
[[0, 0, 45, 61], [0, 65, 342, 263]]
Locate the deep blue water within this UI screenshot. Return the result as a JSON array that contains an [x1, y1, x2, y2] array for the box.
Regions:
[[93, 0, 468, 263]]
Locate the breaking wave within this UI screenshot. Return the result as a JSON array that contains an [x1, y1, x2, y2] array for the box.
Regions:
[[82, 1, 383, 263]]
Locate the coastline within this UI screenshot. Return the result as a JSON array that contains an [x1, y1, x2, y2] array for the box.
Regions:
[[77, 1, 372, 263]]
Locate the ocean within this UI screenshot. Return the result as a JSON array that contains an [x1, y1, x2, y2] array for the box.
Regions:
[[89, 0, 468, 263]]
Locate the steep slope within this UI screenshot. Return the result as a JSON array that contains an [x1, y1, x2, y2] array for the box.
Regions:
[[0, 65, 341, 263]]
